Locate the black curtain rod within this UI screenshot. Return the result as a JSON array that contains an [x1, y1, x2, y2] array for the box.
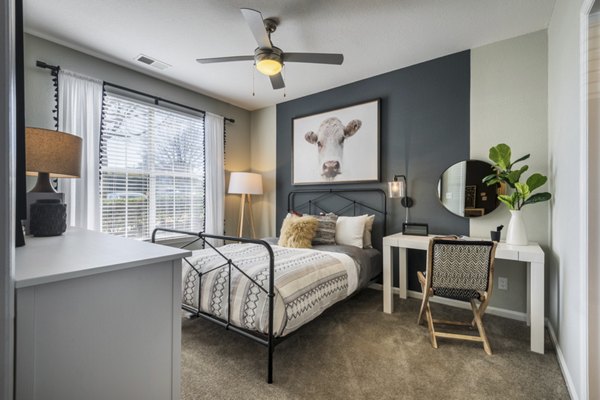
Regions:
[[36, 60, 235, 123]]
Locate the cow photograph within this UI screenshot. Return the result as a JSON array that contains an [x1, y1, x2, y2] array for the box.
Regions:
[[292, 99, 380, 185]]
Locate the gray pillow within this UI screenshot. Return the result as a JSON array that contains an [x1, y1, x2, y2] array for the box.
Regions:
[[310, 213, 338, 245]]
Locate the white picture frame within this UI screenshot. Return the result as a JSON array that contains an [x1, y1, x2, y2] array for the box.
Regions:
[[292, 99, 380, 185]]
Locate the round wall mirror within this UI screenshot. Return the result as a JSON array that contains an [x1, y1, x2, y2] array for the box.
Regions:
[[437, 160, 501, 218]]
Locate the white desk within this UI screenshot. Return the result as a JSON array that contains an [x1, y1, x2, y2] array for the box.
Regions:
[[15, 229, 191, 400], [382, 233, 545, 354]]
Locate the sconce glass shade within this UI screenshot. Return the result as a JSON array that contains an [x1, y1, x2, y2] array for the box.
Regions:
[[388, 179, 406, 198]]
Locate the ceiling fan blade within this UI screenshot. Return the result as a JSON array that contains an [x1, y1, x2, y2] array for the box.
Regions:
[[270, 73, 285, 90], [240, 8, 272, 49], [283, 53, 344, 65], [196, 55, 254, 64]]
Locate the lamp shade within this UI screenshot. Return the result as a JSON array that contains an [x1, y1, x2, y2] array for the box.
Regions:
[[26, 127, 82, 178], [388, 179, 406, 198], [228, 172, 263, 195]]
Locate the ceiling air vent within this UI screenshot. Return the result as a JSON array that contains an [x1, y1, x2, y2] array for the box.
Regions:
[[135, 54, 171, 70]]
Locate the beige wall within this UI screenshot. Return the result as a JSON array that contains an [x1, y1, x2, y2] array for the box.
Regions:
[[249, 106, 277, 238], [470, 30, 549, 313], [23, 33, 251, 239]]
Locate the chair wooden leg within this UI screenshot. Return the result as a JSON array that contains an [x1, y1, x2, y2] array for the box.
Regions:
[[417, 292, 428, 325], [425, 302, 438, 349], [478, 296, 490, 318], [472, 294, 490, 327], [470, 299, 492, 355], [417, 271, 428, 325]]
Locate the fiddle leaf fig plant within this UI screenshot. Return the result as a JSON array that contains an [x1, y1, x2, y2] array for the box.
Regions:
[[483, 144, 551, 210]]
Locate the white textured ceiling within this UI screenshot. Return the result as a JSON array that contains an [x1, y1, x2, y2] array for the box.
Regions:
[[24, 0, 556, 111]]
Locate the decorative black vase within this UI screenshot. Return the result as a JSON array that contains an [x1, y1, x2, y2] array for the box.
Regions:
[[29, 199, 67, 237]]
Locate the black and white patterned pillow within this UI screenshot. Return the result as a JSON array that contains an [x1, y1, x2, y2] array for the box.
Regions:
[[310, 213, 338, 245]]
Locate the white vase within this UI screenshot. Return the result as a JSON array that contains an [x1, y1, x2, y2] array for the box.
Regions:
[[506, 210, 528, 246]]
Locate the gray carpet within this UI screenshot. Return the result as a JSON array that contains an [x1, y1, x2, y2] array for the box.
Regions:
[[181, 289, 569, 400]]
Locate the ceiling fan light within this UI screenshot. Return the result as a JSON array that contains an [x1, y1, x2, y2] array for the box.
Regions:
[[256, 59, 282, 76]]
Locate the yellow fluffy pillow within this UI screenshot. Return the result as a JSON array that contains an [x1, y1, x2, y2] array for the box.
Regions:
[[278, 214, 319, 248]]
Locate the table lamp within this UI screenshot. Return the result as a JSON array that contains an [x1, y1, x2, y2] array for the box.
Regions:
[[25, 127, 82, 236], [228, 172, 263, 238]]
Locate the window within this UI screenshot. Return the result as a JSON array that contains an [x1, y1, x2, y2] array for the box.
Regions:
[[99, 92, 205, 240]]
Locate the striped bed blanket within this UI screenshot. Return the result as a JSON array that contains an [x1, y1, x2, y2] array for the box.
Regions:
[[182, 243, 359, 337]]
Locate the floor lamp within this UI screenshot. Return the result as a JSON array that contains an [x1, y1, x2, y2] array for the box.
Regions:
[[228, 172, 263, 238]]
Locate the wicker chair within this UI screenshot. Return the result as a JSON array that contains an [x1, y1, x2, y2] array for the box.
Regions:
[[417, 237, 497, 354]]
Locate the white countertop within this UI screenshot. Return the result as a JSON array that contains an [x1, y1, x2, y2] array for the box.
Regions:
[[383, 233, 544, 263], [15, 229, 192, 288]]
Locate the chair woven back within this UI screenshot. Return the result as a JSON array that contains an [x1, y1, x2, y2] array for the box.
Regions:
[[428, 239, 497, 299]]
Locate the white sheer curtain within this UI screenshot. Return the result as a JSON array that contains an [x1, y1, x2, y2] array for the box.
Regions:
[[57, 70, 103, 230], [204, 112, 225, 246]]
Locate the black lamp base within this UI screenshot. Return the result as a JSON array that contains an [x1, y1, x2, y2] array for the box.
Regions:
[[25, 191, 64, 234], [30, 172, 57, 193], [16, 219, 25, 247], [401, 197, 414, 208], [29, 199, 67, 237]]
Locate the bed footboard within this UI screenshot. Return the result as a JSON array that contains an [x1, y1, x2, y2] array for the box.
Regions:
[[151, 228, 276, 383]]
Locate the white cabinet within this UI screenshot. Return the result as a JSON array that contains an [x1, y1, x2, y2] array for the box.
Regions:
[[15, 229, 191, 400]]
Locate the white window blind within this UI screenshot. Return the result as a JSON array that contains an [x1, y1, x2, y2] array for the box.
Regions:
[[99, 92, 205, 240]]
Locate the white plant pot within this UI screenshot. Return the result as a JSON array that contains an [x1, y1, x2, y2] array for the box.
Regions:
[[506, 210, 528, 246]]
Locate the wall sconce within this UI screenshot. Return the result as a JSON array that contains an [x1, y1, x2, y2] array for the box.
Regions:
[[388, 174, 413, 223]]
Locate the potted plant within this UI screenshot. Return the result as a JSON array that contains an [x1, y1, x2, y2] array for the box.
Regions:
[[483, 144, 551, 245]]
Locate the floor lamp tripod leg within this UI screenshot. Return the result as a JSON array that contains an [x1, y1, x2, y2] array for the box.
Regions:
[[238, 193, 246, 237], [247, 194, 257, 239]]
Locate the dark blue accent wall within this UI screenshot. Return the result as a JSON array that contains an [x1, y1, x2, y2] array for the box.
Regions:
[[276, 51, 471, 289]]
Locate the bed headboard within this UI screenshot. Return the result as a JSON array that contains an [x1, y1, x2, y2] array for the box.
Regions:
[[287, 188, 388, 251]]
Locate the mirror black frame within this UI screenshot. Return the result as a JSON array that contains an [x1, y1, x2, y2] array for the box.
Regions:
[[437, 159, 500, 218]]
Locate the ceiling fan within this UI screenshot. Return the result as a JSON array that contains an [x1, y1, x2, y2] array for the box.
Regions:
[[196, 8, 344, 90]]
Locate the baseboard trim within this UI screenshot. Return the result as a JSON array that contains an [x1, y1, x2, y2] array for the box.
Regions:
[[368, 283, 527, 322], [546, 319, 579, 400]]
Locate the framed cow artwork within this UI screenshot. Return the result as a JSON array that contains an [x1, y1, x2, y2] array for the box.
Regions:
[[292, 99, 380, 185]]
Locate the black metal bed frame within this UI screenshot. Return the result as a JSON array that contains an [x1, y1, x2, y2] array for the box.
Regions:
[[152, 188, 387, 384], [287, 188, 387, 250]]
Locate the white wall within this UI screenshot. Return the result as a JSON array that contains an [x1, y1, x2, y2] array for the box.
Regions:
[[548, 0, 589, 398], [588, 12, 600, 400], [24, 33, 252, 238], [0, 0, 16, 398], [470, 30, 548, 313], [249, 105, 277, 238]]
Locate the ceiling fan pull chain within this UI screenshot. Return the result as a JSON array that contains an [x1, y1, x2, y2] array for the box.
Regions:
[[252, 62, 256, 96], [283, 66, 286, 98]]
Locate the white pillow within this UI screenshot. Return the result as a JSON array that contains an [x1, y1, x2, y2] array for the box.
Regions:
[[335, 215, 368, 248], [363, 214, 375, 249]]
